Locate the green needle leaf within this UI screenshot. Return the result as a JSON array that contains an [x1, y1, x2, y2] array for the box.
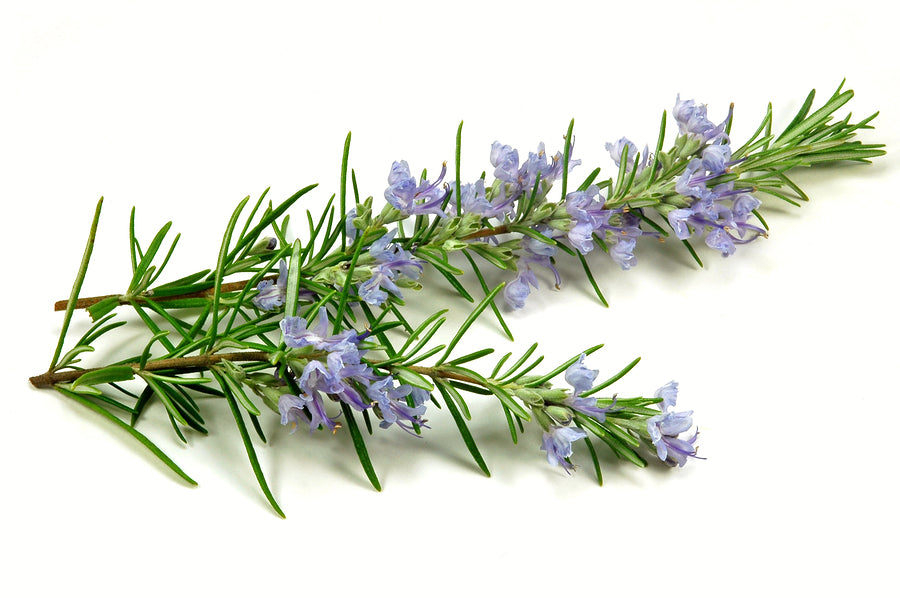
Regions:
[[436, 380, 490, 477], [435, 283, 505, 366], [51, 198, 103, 370], [215, 370, 285, 517], [57, 387, 197, 486], [340, 402, 382, 492]]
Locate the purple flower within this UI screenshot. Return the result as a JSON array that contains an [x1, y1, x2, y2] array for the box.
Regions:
[[384, 160, 449, 216], [253, 260, 288, 311], [564, 186, 646, 264], [504, 268, 539, 310], [504, 225, 564, 310], [366, 376, 427, 434], [490, 142, 520, 184], [280, 307, 361, 358], [490, 140, 579, 199], [701, 143, 732, 174], [540, 425, 588, 474], [565, 353, 598, 398], [358, 230, 424, 306], [647, 410, 699, 467], [606, 137, 650, 173], [455, 178, 516, 220], [655, 380, 678, 410], [562, 354, 613, 421], [673, 95, 731, 143], [279, 392, 339, 434], [345, 208, 358, 241], [670, 159, 766, 256], [609, 237, 638, 270]]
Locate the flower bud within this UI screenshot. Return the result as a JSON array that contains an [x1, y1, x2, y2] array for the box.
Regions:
[[248, 237, 278, 255], [545, 405, 574, 426]]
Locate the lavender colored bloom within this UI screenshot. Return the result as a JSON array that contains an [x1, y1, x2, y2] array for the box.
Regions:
[[490, 141, 579, 197], [609, 237, 638, 270], [675, 159, 715, 200], [384, 160, 449, 216], [673, 95, 731, 143], [667, 208, 694, 240], [562, 353, 613, 421], [504, 268, 539, 310], [457, 178, 515, 220], [647, 410, 699, 467], [654, 380, 678, 410], [670, 156, 767, 256], [606, 137, 650, 173], [253, 259, 288, 311], [366, 376, 427, 433], [564, 185, 605, 253], [359, 264, 402, 305], [279, 392, 339, 434], [358, 230, 424, 306], [564, 186, 646, 263], [705, 227, 736, 256], [701, 143, 733, 174], [345, 208, 358, 241], [280, 307, 360, 357], [540, 425, 588, 474], [565, 353, 598, 398], [490, 142, 520, 184]]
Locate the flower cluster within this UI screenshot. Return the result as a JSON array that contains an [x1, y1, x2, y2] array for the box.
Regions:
[[665, 98, 766, 256], [384, 160, 449, 216], [358, 229, 424, 306], [539, 354, 614, 474], [645, 381, 700, 467], [278, 307, 427, 434]]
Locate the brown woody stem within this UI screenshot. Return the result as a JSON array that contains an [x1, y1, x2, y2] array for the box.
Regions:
[[29, 351, 272, 388], [52, 276, 275, 311]]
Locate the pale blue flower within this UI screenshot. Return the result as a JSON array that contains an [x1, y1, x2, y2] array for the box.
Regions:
[[280, 307, 360, 358], [609, 237, 638, 270], [541, 425, 588, 474], [358, 230, 424, 306], [457, 178, 515, 219], [654, 380, 678, 410], [701, 143, 732, 174], [253, 260, 288, 311], [504, 268, 539, 310], [279, 392, 339, 434], [384, 160, 449, 216], [366, 376, 427, 434], [673, 95, 731, 143], [606, 137, 650, 173], [647, 410, 699, 467]]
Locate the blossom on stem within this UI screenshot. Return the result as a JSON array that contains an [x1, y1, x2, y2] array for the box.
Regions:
[[655, 380, 678, 411], [280, 307, 360, 358], [253, 259, 288, 311], [504, 226, 561, 310], [669, 157, 766, 256], [384, 160, 449, 216], [279, 391, 340, 434], [562, 353, 614, 421], [673, 95, 731, 143], [366, 376, 427, 433], [646, 410, 699, 467], [605, 137, 650, 174], [490, 140, 580, 201], [452, 178, 516, 220], [563, 185, 645, 266], [540, 425, 588, 474], [358, 229, 424, 306]]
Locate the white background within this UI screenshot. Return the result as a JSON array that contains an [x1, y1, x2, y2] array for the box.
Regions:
[[2, 1, 898, 596]]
